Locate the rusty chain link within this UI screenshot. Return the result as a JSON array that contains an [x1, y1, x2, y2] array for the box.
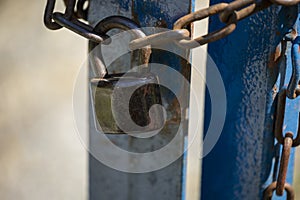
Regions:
[[274, 88, 300, 146], [218, 0, 272, 23], [173, 3, 237, 48], [276, 132, 293, 196], [263, 182, 295, 200]]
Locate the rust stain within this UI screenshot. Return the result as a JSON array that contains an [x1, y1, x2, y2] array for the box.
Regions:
[[268, 44, 281, 69], [291, 28, 297, 39], [275, 31, 281, 36], [155, 19, 168, 28], [131, 0, 139, 25], [272, 85, 278, 99]]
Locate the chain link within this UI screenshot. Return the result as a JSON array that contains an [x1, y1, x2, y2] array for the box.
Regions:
[[173, 3, 237, 48], [129, 29, 190, 50], [287, 36, 300, 99], [76, 0, 89, 20], [219, 0, 271, 23], [274, 88, 300, 146], [276, 132, 293, 196], [263, 182, 295, 200]]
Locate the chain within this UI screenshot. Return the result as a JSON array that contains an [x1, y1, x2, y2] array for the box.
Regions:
[[44, 0, 104, 43], [44, 1, 300, 198], [129, 0, 298, 50], [44, 0, 299, 48], [287, 37, 300, 99], [263, 36, 300, 199], [76, 0, 89, 20], [263, 182, 295, 200], [264, 93, 299, 199]]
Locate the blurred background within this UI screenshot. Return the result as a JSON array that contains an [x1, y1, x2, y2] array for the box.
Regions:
[[0, 0, 87, 199], [0, 0, 299, 200]]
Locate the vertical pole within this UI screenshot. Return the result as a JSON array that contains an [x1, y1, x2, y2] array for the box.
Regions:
[[88, 1, 193, 199], [184, 0, 209, 199]]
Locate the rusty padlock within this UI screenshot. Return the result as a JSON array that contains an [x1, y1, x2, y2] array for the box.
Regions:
[[89, 16, 164, 134]]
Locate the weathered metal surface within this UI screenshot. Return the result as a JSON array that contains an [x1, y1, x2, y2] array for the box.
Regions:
[[126, 0, 297, 50], [88, 16, 162, 134], [91, 74, 163, 134], [201, 3, 298, 200], [219, 0, 272, 23]]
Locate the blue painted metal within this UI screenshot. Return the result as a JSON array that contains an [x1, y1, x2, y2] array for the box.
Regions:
[[201, 3, 299, 200], [287, 36, 300, 99]]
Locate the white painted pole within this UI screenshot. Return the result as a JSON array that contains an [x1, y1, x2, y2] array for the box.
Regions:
[[184, 0, 210, 199]]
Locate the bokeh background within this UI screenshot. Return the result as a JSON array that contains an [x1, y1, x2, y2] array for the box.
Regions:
[[0, 0, 87, 199], [0, 0, 299, 199]]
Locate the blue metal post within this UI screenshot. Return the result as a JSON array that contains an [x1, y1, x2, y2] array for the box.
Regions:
[[201, 3, 299, 200]]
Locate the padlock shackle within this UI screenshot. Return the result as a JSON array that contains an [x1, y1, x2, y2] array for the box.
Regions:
[[89, 16, 151, 78]]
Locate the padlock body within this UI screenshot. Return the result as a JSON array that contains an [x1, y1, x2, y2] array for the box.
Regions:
[[90, 72, 164, 134]]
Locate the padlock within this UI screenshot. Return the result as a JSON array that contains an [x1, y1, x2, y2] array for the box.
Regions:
[[89, 16, 164, 134]]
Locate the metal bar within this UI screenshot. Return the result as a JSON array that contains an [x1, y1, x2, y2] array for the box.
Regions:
[[183, 1, 210, 199], [88, 1, 191, 199], [201, 2, 298, 200]]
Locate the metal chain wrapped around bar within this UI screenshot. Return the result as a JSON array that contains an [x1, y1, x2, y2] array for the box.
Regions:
[[44, 0, 299, 48], [263, 34, 300, 199], [129, 0, 296, 49]]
